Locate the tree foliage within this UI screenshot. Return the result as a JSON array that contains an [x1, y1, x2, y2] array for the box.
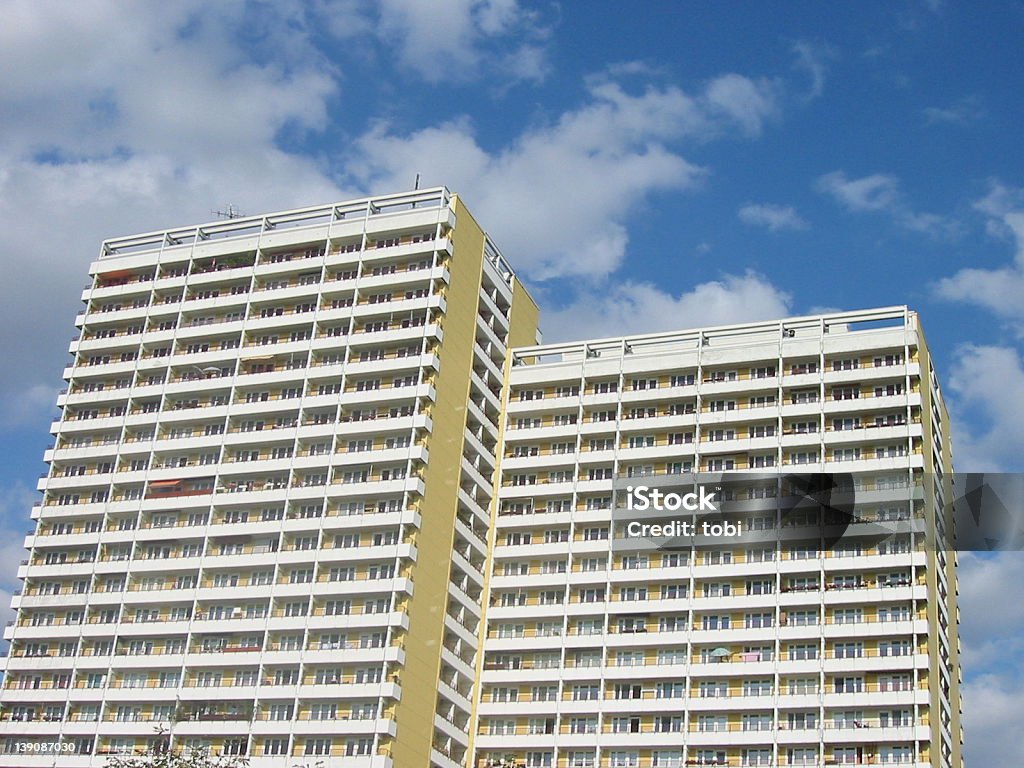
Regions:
[[104, 751, 248, 768]]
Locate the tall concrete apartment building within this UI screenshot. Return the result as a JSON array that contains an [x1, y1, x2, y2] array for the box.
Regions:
[[476, 308, 961, 768], [1, 190, 962, 768], [1, 188, 539, 767]]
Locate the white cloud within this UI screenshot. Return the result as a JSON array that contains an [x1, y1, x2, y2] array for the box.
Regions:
[[923, 94, 985, 125], [0, 4, 788, 429], [0, 2, 348, 432], [790, 39, 837, 99], [946, 344, 1024, 472], [0, 590, 13, 646], [540, 271, 792, 343], [0, 482, 35, 589], [958, 552, 1024, 670], [934, 181, 1024, 327], [371, 0, 551, 84], [0, 2, 337, 160], [958, 552, 1024, 768], [0, 484, 42, 645], [737, 203, 808, 232], [345, 72, 781, 280], [815, 170, 955, 236], [702, 74, 781, 137], [816, 171, 900, 212], [963, 672, 1024, 768], [934, 266, 1024, 326], [0, 384, 57, 429], [973, 179, 1024, 221]]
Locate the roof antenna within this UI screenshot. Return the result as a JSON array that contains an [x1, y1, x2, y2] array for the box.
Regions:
[[213, 204, 245, 219], [412, 173, 421, 208]]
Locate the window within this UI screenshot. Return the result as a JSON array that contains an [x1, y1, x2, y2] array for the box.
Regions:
[[790, 389, 818, 404], [833, 676, 864, 693], [743, 678, 772, 696], [788, 643, 818, 660], [745, 612, 773, 628], [789, 451, 819, 465], [705, 370, 737, 383], [569, 718, 597, 735], [742, 748, 772, 766], [656, 681, 684, 699], [832, 386, 860, 400], [264, 737, 288, 753], [879, 639, 912, 657], [702, 614, 730, 630], [833, 447, 861, 462], [834, 641, 863, 659], [699, 680, 728, 698], [788, 609, 819, 626], [533, 685, 558, 701], [304, 738, 332, 756], [833, 608, 863, 625]]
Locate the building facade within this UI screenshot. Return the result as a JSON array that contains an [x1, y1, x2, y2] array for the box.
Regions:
[[0, 188, 539, 767], [0, 190, 963, 768], [474, 308, 961, 768]]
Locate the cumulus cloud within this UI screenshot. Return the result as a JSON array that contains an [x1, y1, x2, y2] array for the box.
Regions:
[[0, 384, 58, 429], [934, 181, 1024, 328], [0, 2, 792, 439], [0, 477, 38, 653], [816, 171, 901, 212], [702, 74, 781, 137], [539, 271, 792, 343], [815, 170, 955, 236], [737, 203, 808, 232], [959, 552, 1024, 670], [367, 0, 552, 84], [958, 552, 1024, 768], [344, 71, 781, 280], [963, 672, 1024, 768], [0, 482, 35, 587], [0, 2, 338, 160], [0, 1, 349, 438], [946, 344, 1024, 472]]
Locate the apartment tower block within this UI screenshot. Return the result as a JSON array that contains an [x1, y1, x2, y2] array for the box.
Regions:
[[0, 188, 539, 767], [0, 190, 961, 768], [475, 308, 961, 768]]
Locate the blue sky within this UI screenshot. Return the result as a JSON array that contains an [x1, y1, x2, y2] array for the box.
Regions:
[[1, 1, 1022, 763]]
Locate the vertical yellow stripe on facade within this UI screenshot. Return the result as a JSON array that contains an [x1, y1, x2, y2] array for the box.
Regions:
[[390, 196, 487, 766]]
